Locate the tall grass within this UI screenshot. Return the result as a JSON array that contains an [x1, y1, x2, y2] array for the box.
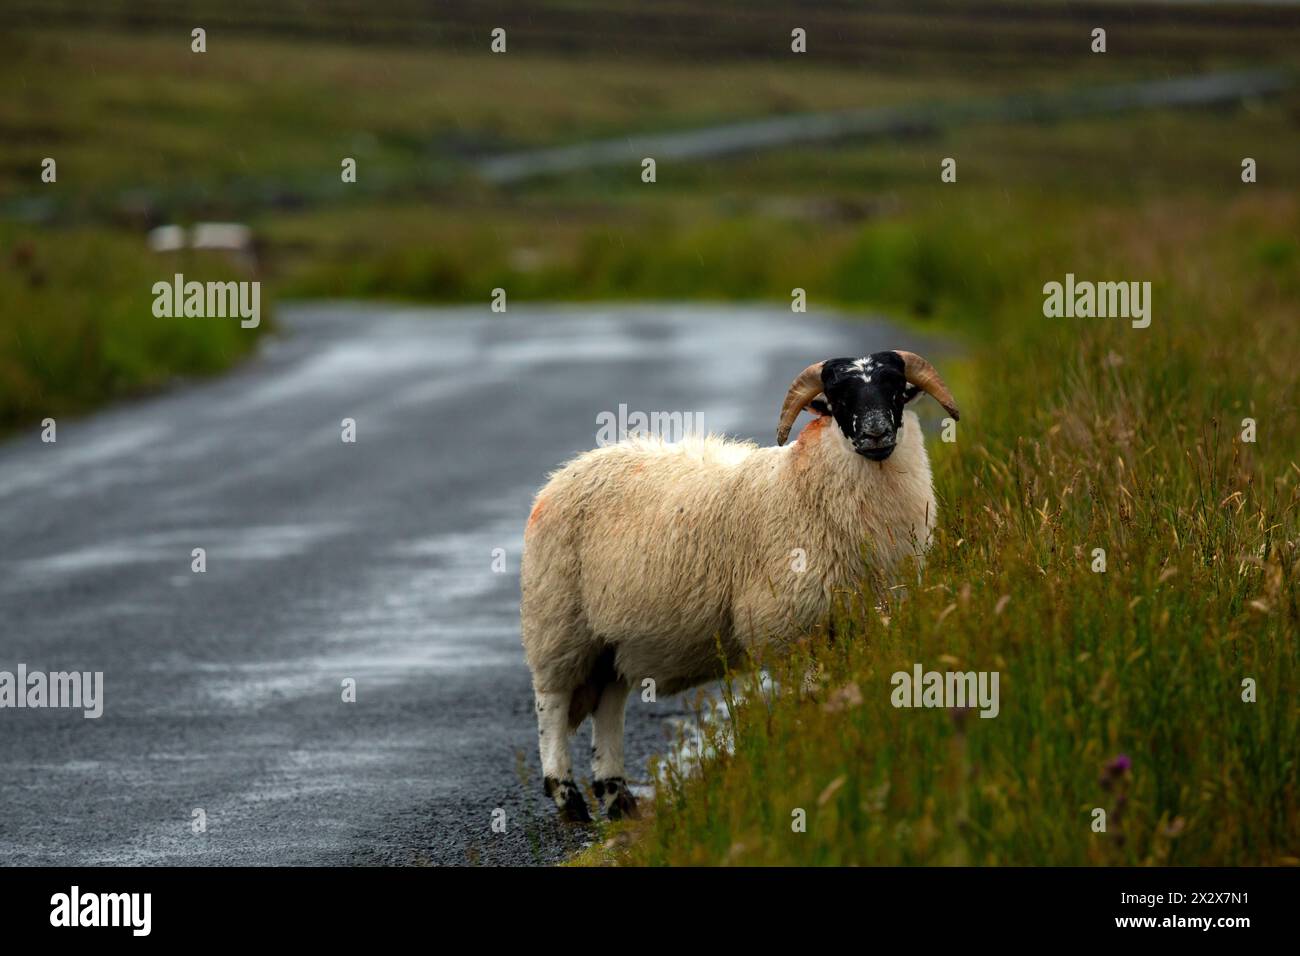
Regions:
[[584, 195, 1299, 866]]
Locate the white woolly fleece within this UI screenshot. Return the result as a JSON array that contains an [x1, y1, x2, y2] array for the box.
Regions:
[[520, 409, 936, 698]]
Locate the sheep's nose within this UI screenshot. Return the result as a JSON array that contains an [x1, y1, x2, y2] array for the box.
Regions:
[[863, 427, 890, 442]]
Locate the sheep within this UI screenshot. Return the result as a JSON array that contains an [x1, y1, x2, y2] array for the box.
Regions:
[[520, 350, 960, 821]]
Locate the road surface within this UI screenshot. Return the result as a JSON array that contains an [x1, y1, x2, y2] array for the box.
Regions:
[[0, 302, 934, 865]]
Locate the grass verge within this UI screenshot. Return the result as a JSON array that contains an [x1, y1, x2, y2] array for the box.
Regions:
[[576, 193, 1299, 866]]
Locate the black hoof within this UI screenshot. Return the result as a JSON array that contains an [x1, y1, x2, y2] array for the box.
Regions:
[[561, 789, 593, 824], [545, 777, 592, 824], [594, 777, 639, 821]]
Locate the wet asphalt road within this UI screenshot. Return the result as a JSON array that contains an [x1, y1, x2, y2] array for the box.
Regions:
[[0, 302, 923, 866]]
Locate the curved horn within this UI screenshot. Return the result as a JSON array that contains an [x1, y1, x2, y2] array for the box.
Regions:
[[776, 361, 826, 446], [896, 350, 960, 421]]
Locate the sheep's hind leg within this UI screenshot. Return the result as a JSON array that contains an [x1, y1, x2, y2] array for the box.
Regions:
[[535, 690, 591, 823], [591, 680, 638, 820]]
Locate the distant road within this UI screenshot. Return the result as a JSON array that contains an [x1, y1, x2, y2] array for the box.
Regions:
[[0, 302, 940, 865], [478, 69, 1292, 183], [3, 69, 1289, 225]]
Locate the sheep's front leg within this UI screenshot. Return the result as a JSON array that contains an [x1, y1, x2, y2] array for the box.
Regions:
[[535, 690, 591, 823], [591, 681, 638, 820]]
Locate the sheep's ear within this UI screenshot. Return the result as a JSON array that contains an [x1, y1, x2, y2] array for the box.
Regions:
[[902, 385, 923, 404], [810, 398, 831, 416]]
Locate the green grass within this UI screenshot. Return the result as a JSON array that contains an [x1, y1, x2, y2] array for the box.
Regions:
[[0, 226, 267, 431], [576, 193, 1300, 866], [269, 94, 1300, 308]]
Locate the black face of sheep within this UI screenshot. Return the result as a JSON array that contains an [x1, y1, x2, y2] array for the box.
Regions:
[[816, 353, 919, 461], [776, 349, 960, 453]]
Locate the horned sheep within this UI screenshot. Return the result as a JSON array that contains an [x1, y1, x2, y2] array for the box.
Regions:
[[520, 350, 960, 821]]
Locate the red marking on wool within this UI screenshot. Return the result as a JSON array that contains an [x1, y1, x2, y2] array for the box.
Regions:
[[795, 414, 830, 449], [527, 497, 546, 529]]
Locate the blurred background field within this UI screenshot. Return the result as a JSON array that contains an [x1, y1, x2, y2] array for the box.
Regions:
[[2, 2, 1298, 432], [3, 2, 1299, 331], [1, 1, 1297, 864], [3, 4, 1299, 313]]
